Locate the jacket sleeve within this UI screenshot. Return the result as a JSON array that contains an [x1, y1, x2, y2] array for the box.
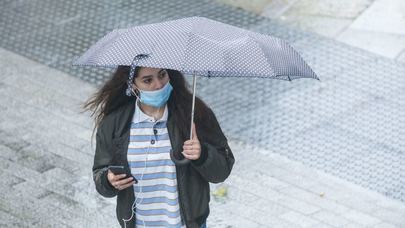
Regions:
[[190, 108, 235, 183], [92, 116, 119, 198]]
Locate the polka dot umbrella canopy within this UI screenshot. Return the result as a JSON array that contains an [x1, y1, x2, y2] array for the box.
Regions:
[[73, 16, 319, 165]]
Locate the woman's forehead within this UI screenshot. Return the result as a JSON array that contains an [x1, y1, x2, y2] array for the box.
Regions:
[[138, 67, 163, 75]]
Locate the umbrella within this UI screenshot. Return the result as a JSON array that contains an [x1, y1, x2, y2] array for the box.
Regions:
[[73, 16, 319, 165]]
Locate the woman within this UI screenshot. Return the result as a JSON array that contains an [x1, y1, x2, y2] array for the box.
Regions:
[[83, 66, 235, 228]]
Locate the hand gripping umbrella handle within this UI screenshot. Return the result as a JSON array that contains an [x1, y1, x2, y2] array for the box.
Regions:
[[170, 73, 197, 166]]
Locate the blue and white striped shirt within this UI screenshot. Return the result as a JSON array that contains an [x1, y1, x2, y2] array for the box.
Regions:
[[128, 99, 185, 228]]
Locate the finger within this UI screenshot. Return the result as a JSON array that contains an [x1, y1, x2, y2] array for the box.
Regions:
[[184, 144, 200, 150], [107, 170, 113, 181], [184, 139, 199, 146], [182, 148, 197, 155], [181, 151, 190, 157], [115, 176, 134, 185], [181, 150, 189, 156], [121, 180, 136, 190], [112, 174, 127, 181], [108, 169, 115, 179], [122, 176, 136, 185], [115, 179, 133, 189], [183, 145, 193, 150], [182, 152, 198, 160], [181, 151, 188, 159], [117, 178, 136, 189], [109, 172, 122, 181], [182, 152, 198, 158], [191, 142, 200, 149]]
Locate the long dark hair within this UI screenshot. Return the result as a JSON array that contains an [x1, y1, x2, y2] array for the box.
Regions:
[[82, 66, 211, 143]]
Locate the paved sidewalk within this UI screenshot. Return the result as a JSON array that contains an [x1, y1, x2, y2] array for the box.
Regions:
[[217, 0, 405, 63], [1, 48, 404, 227]]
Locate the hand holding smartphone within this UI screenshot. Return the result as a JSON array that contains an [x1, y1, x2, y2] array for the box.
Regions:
[[108, 165, 138, 184]]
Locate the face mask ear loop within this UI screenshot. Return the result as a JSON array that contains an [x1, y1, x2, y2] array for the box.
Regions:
[[130, 85, 142, 101], [126, 54, 149, 97]]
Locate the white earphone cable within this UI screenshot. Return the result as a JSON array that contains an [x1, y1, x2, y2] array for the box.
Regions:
[[123, 97, 162, 228]]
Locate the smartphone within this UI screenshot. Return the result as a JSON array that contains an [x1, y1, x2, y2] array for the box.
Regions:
[[108, 165, 138, 183]]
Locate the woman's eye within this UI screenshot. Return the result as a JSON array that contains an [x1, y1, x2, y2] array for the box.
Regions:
[[144, 79, 152, 83]]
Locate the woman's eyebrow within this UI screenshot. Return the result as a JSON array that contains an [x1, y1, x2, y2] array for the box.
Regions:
[[140, 69, 165, 79]]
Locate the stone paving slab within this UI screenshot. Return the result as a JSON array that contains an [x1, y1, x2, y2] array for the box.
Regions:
[[271, 0, 373, 38], [337, 29, 405, 59], [348, 0, 405, 35], [2, 47, 404, 227]]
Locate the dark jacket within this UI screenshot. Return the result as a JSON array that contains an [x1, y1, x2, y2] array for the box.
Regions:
[[92, 98, 235, 227]]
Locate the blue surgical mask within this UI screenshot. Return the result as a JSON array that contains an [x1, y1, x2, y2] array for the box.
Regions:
[[134, 81, 173, 107]]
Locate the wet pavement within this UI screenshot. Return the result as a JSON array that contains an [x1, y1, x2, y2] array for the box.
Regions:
[[2, 46, 404, 227], [0, 0, 404, 227], [219, 0, 405, 62]]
